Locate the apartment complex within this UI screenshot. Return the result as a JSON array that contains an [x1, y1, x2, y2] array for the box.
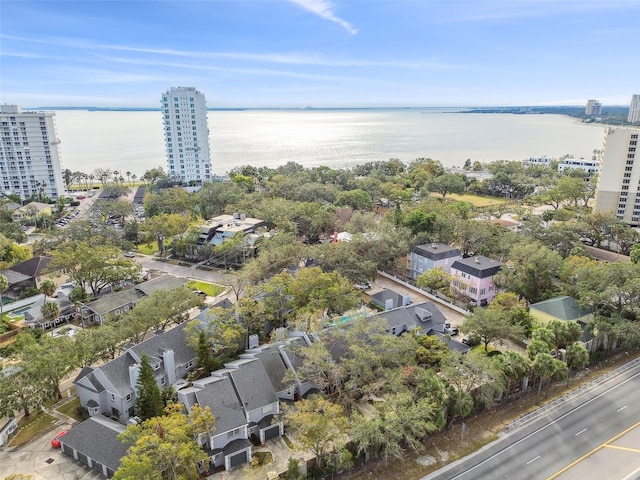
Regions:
[[0, 104, 65, 201], [585, 99, 602, 117], [594, 128, 640, 225], [161, 87, 212, 184], [629, 94, 640, 124]]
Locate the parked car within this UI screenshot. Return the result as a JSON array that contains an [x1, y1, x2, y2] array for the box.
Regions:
[[124, 251, 136, 258], [51, 430, 69, 448]]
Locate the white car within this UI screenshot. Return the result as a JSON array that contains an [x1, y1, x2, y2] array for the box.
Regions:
[[124, 251, 136, 258]]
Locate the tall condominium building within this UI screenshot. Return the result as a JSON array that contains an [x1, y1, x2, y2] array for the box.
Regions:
[[161, 87, 212, 184], [594, 127, 640, 225], [0, 104, 65, 201], [585, 99, 602, 117], [629, 94, 640, 124]]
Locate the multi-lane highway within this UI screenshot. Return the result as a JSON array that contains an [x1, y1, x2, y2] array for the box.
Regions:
[[424, 359, 640, 480]]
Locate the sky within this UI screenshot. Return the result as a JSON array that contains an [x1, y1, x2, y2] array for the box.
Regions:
[[1, 0, 639, 108]]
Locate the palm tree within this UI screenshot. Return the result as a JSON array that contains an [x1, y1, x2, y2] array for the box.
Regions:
[[113, 170, 120, 186], [131, 173, 137, 186], [126, 171, 131, 186], [89, 173, 95, 189], [39, 278, 56, 301], [41, 301, 60, 334]]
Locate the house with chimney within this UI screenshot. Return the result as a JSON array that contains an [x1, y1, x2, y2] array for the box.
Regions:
[[73, 322, 197, 423], [450, 255, 502, 306], [408, 243, 462, 280]]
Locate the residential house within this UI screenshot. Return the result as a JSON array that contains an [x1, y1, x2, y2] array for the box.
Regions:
[[196, 213, 265, 247], [8, 256, 56, 290], [178, 375, 253, 471], [10, 201, 52, 222], [0, 269, 32, 299], [80, 274, 188, 325], [372, 300, 447, 336], [529, 296, 593, 326], [80, 288, 146, 325], [450, 255, 502, 306], [23, 294, 75, 329], [177, 356, 284, 471], [369, 288, 411, 311], [60, 416, 127, 478], [408, 243, 462, 280], [74, 322, 197, 423], [371, 300, 471, 353], [243, 334, 314, 401], [224, 358, 283, 443]]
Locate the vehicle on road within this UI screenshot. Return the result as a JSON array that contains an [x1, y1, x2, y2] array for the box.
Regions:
[[124, 251, 136, 258]]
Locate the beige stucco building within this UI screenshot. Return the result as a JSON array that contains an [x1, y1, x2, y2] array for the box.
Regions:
[[594, 127, 640, 226]]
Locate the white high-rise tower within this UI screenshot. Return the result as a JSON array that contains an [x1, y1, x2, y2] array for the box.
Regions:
[[161, 87, 212, 184], [629, 94, 640, 124], [0, 104, 65, 201]]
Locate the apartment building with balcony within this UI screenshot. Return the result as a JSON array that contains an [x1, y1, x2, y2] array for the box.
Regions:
[[0, 104, 65, 201], [162, 87, 212, 184], [594, 128, 640, 225]]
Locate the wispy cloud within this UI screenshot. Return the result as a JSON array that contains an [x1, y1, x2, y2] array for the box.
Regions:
[[288, 0, 357, 35], [2, 34, 452, 69]]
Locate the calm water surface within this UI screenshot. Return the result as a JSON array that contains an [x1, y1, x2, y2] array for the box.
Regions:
[[52, 109, 606, 177]]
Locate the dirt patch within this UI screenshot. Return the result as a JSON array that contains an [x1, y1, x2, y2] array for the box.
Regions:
[[339, 350, 640, 480]]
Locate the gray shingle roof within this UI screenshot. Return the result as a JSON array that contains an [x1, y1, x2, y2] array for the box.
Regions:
[[451, 256, 502, 278], [412, 243, 461, 261], [83, 288, 145, 315], [370, 289, 409, 310], [60, 416, 127, 472], [79, 322, 195, 397], [135, 274, 189, 296], [192, 376, 247, 434], [228, 359, 278, 411], [251, 345, 288, 392], [372, 300, 447, 334]]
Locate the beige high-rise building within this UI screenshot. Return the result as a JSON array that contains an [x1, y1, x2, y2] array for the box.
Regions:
[[629, 94, 640, 124], [594, 127, 640, 225]]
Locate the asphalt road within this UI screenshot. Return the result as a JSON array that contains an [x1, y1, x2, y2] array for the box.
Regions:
[[135, 254, 226, 284], [424, 359, 640, 480]]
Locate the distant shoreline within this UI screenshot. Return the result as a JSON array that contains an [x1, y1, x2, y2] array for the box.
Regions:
[[24, 105, 627, 113]]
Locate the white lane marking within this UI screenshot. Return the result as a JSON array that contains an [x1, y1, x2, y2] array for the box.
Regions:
[[575, 428, 588, 436], [444, 369, 640, 480], [526, 456, 541, 465], [617, 405, 628, 412]]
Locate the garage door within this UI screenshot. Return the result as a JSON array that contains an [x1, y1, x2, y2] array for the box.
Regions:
[[93, 460, 103, 474], [264, 425, 280, 441], [229, 451, 247, 468], [76, 452, 88, 465]]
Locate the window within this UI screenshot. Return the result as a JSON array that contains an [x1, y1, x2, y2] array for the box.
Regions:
[[126, 394, 132, 402], [227, 428, 241, 439], [262, 404, 274, 415]]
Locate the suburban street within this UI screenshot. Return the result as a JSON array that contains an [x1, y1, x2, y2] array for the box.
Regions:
[[424, 358, 640, 480]]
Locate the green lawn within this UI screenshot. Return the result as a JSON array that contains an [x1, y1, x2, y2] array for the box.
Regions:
[[137, 243, 157, 255], [445, 193, 512, 207], [56, 397, 86, 422], [8, 411, 59, 448], [187, 281, 225, 297]]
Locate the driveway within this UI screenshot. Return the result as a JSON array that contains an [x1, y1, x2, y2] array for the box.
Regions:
[[0, 417, 102, 480]]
